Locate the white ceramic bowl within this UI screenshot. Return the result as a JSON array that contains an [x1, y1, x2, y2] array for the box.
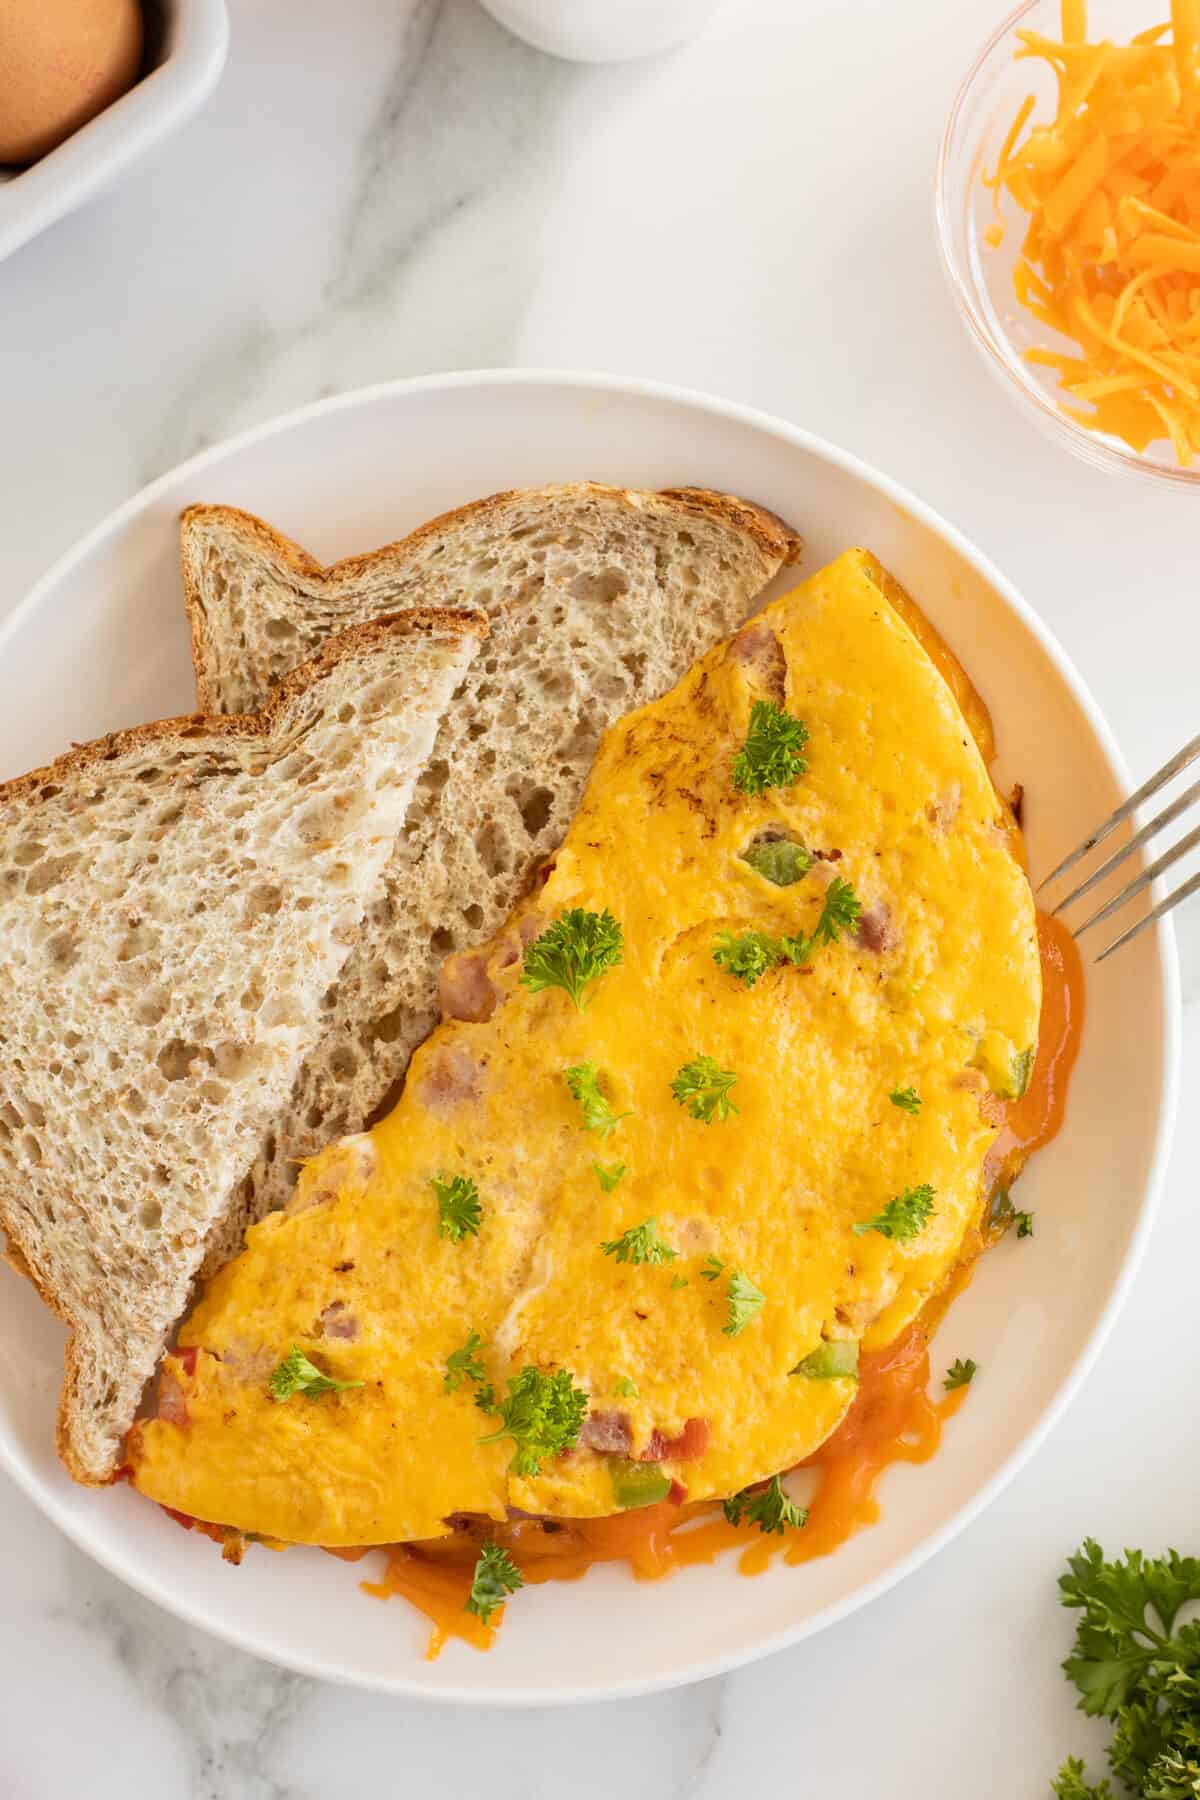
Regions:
[[0, 0, 228, 265], [478, 0, 724, 62], [0, 371, 1179, 1703]]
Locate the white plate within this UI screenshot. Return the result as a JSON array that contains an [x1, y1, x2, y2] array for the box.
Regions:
[[0, 371, 1179, 1704]]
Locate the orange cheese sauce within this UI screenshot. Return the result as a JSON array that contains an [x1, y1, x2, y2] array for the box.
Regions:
[[353, 921, 1081, 1661]]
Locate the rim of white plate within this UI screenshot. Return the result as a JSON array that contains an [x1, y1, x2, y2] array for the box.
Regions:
[[0, 369, 1181, 1704]]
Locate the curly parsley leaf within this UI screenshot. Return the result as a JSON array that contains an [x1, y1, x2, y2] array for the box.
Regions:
[[740, 835, 813, 886], [889, 1085, 922, 1114], [520, 908, 623, 1009], [592, 1160, 627, 1192], [671, 1055, 739, 1124], [1017, 1210, 1035, 1238], [1051, 1540, 1200, 1799], [853, 1183, 935, 1242], [723, 1268, 765, 1336], [432, 1172, 482, 1242], [700, 1254, 725, 1281], [465, 1542, 524, 1627], [444, 1330, 487, 1393], [477, 1366, 588, 1476], [269, 1346, 362, 1403], [601, 1217, 677, 1266], [566, 1062, 630, 1139], [943, 1357, 977, 1391], [723, 1474, 807, 1535], [733, 699, 810, 796], [614, 1376, 639, 1398], [712, 929, 786, 988]]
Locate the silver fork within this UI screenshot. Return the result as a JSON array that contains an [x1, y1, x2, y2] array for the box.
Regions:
[[1038, 735, 1200, 963]]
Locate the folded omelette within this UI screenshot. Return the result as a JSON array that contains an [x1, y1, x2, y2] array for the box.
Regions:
[[130, 549, 1040, 1545]]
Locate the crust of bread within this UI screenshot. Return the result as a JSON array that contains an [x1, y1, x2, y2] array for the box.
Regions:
[[180, 484, 801, 712], [0, 609, 485, 814]]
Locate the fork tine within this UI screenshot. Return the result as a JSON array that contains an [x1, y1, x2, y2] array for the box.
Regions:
[[1074, 819, 1200, 937], [1095, 866, 1200, 963], [1038, 733, 1200, 890], [1051, 777, 1200, 915]]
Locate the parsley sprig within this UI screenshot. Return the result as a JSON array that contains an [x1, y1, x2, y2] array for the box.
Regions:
[[269, 1346, 362, 1403], [733, 700, 810, 796], [520, 908, 623, 1009], [592, 1160, 627, 1192], [477, 1366, 588, 1476], [444, 1330, 487, 1393], [671, 1055, 739, 1123], [853, 1183, 935, 1242], [740, 836, 813, 887], [889, 1086, 922, 1114], [566, 1062, 630, 1139], [432, 1172, 482, 1242], [1051, 1540, 1200, 1798], [711, 878, 862, 987], [600, 1217, 677, 1266], [943, 1357, 977, 1391], [723, 1475, 808, 1535], [723, 1269, 765, 1336], [465, 1543, 524, 1627], [987, 1185, 1035, 1241]]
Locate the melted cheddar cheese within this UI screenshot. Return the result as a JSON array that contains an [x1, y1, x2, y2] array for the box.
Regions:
[[130, 550, 1040, 1546]]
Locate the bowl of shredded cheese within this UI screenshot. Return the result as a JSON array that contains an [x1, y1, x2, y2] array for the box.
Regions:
[[938, 0, 1200, 480]]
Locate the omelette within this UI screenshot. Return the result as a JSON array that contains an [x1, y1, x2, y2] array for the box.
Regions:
[[129, 549, 1040, 1547]]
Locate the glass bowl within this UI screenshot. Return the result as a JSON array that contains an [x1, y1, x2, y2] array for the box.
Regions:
[[936, 0, 1200, 487]]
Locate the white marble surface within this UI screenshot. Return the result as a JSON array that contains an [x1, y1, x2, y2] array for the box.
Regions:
[[0, 0, 1197, 1793]]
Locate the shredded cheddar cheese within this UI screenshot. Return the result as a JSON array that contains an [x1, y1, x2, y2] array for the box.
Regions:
[[988, 0, 1200, 464]]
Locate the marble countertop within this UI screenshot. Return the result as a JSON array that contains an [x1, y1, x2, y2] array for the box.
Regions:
[[1, 1, 1196, 1794]]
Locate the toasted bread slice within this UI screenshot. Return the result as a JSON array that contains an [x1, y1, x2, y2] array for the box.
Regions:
[[181, 484, 802, 1233], [0, 610, 484, 1482]]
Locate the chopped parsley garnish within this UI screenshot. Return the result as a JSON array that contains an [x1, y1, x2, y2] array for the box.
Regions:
[[740, 835, 813, 887], [853, 1183, 935, 1242], [943, 1357, 977, 1391], [700, 1254, 725, 1281], [477, 1366, 588, 1476], [732, 699, 810, 796], [473, 1382, 496, 1414], [1011, 1044, 1035, 1099], [565, 1062, 630, 1139], [671, 1056, 740, 1123], [889, 1085, 922, 1114], [986, 1185, 1034, 1241], [723, 1474, 807, 1535], [783, 876, 862, 964], [592, 1160, 627, 1192], [444, 1330, 487, 1393], [723, 1268, 765, 1336], [269, 1346, 362, 1403], [601, 1217, 677, 1266], [712, 879, 862, 987], [713, 929, 785, 988], [520, 908, 623, 1009], [614, 1376, 640, 1398], [1051, 1539, 1200, 1798], [432, 1172, 482, 1242], [670, 1275, 689, 1290], [465, 1543, 524, 1626]]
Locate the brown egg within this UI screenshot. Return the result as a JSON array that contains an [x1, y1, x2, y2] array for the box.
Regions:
[[0, 0, 144, 166]]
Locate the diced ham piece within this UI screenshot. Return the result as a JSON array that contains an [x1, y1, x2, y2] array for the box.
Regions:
[[856, 901, 899, 954], [438, 949, 499, 1023], [177, 1345, 198, 1377], [641, 1416, 710, 1462], [318, 1300, 359, 1341], [729, 621, 786, 698], [579, 1410, 633, 1455], [415, 1044, 482, 1116], [157, 1368, 189, 1429]]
